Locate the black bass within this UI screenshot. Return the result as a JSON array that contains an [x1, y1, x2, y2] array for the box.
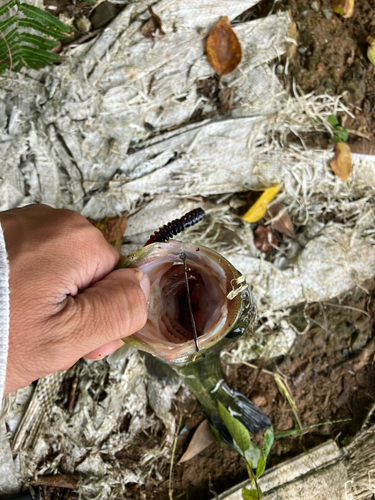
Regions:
[[119, 236, 271, 443]]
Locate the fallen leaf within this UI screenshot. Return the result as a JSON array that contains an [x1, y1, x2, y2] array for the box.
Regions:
[[178, 419, 215, 463], [254, 225, 279, 253], [331, 0, 354, 17], [286, 21, 298, 59], [330, 142, 352, 181], [141, 6, 165, 40], [196, 77, 218, 99], [218, 87, 234, 114], [30, 474, 80, 489], [87, 215, 127, 251], [367, 35, 375, 66], [242, 185, 280, 223], [206, 17, 242, 76], [266, 203, 295, 239]]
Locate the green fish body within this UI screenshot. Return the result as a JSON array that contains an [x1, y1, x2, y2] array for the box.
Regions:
[[119, 240, 270, 441]]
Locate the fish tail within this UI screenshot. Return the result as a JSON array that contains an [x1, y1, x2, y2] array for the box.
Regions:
[[174, 353, 271, 446], [209, 384, 271, 445]]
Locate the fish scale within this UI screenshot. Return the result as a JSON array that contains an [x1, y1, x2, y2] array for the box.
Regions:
[[12, 371, 64, 452]]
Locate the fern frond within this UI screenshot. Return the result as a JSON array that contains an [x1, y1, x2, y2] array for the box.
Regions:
[[0, 0, 71, 75]]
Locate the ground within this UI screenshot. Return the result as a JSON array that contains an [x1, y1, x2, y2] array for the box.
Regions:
[[36, 0, 375, 498]]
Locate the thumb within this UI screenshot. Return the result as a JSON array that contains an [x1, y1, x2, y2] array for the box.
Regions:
[[64, 268, 149, 359]]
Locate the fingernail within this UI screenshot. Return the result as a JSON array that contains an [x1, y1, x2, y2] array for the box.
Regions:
[[140, 273, 150, 300]]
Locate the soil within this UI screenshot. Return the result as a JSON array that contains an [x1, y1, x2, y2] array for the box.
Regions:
[[35, 1, 375, 499]]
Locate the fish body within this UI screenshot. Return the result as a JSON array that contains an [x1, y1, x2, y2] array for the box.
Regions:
[[119, 240, 270, 440]]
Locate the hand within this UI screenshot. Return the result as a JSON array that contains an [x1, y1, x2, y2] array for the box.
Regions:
[[0, 204, 149, 394]]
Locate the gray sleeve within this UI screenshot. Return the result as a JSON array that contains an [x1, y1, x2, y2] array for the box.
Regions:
[[0, 224, 9, 399]]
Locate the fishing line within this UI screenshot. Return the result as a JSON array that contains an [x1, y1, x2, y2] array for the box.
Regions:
[[179, 252, 199, 352]]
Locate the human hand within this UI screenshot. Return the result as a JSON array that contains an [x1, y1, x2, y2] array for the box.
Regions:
[[0, 204, 149, 394]]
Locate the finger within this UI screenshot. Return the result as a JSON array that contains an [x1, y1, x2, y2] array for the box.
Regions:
[[84, 339, 125, 359], [60, 268, 150, 356], [87, 237, 121, 285]]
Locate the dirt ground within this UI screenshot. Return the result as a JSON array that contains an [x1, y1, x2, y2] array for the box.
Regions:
[[36, 1, 375, 499]]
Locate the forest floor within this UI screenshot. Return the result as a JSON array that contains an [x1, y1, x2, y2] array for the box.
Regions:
[[38, 0, 375, 498]]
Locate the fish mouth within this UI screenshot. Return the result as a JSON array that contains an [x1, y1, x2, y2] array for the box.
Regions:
[[122, 241, 243, 362]]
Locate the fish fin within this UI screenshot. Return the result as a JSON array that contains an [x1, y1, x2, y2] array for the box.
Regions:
[[210, 387, 271, 446], [175, 353, 270, 445], [144, 353, 179, 383]]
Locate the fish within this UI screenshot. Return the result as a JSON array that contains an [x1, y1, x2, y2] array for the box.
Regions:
[[118, 237, 271, 444]]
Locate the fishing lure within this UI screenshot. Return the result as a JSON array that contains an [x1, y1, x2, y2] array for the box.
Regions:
[[144, 208, 205, 246]]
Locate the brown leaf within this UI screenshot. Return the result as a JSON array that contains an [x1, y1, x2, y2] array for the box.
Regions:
[[141, 6, 165, 40], [196, 77, 218, 100], [266, 203, 295, 239], [330, 142, 352, 181], [254, 225, 279, 253], [218, 87, 234, 114], [206, 17, 242, 76], [30, 474, 80, 489], [88, 215, 127, 251], [178, 420, 215, 464]]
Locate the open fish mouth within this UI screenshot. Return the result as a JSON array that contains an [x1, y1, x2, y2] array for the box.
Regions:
[[120, 240, 251, 363]]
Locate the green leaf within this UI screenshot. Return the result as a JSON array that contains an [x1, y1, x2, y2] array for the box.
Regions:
[[328, 115, 339, 127], [263, 427, 274, 457], [19, 33, 58, 50], [243, 442, 261, 467], [209, 424, 224, 446], [0, 0, 17, 17], [334, 126, 349, 143], [18, 19, 69, 40], [0, 0, 71, 75], [18, 3, 71, 33], [242, 488, 261, 499], [218, 402, 251, 456], [0, 15, 18, 33], [256, 456, 266, 477]]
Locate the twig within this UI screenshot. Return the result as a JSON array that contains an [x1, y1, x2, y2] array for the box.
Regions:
[[247, 365, 263, 396], [304, 315, 332, 335], [0, 30, 12, 85], [148, 73, 156, 95], [165, 109, 222, 133], [347, 129, 372, 140], [67, 376, 79, 413], [60, 28, 103, 55], [223, 351, 276, 377], [30, 474, 79, 489], [323, 301, 372, 319], [169, 417, 182, 500], [354, 336, 375, 371], [318, 301, 328, 333]]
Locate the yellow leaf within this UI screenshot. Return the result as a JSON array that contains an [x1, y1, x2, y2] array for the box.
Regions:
[[367, 36, 375, 66], [242, 185, 280, 223], [332, 0, 354, 17], [330, 142, 352, 182]]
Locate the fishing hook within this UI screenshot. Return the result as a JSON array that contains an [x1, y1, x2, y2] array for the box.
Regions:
[[179, 252, 199, 353]]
